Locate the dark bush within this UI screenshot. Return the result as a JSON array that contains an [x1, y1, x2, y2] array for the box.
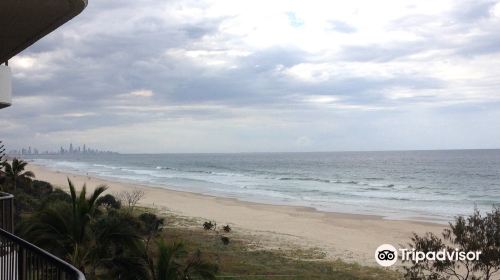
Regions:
[[139, 212, 164, 236], [203, 221, 215, 231], [40, 188, 72, 208], [31, 180, 54, 197], [13, 191, 40, 221], [220, 236, 230, 245], [97, 194, 122, 209]]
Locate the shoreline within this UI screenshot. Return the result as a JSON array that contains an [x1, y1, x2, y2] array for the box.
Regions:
[[27, 163, 445, 265], [26, 158, 454, 224]]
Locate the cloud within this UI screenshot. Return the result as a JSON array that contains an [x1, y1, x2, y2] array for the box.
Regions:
[[329, 20, 356, 33], [451, 0, 498, 23], [122, 90, 154, 98], [2, 0, 500, 152]]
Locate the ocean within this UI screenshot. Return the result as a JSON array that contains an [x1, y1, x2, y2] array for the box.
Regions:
[[26, 150, 500, 222]]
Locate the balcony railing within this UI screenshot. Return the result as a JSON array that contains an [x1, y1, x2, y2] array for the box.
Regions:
[[0, 192, 14, 233], [0, 192, 85, 280]]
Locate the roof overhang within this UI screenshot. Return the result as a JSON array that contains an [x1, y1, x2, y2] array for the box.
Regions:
[[0, 0, 88, 64]]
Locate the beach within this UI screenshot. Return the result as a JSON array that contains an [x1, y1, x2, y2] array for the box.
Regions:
[[28, 163, 445, 265]]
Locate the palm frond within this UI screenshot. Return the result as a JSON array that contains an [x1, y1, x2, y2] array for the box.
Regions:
[[156, 241, 186, 280], [12, 158, 19, 172], [68, 178, 77, 204], [78, 184, 87, 210], [183, 249, 218, 280], [88, 185, 108, 211], [17, 160, 28, 170], [103, 256, 150, 280], [3, 162, 13, 177]]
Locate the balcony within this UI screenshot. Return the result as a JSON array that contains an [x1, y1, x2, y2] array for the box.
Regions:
[[0, 192, 14, 232], [0, 192, 85, 280]]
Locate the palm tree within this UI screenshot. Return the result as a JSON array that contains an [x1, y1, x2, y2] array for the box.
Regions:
[[66, 179, 108, 270], [1, 158, 35, 190], [20, 179, 149, 279], [154, 240, 218, 280], [90, 211, 148, 279], [20, 179, 108, 273]]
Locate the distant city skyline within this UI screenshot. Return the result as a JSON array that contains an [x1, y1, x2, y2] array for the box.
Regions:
[[9, 143, 117, 156]]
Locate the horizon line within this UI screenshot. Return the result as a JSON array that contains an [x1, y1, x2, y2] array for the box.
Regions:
[[15, 147, 500, 156]]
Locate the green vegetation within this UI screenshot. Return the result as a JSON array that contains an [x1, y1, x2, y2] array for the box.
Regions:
[[1, 158, 35, 191], [148, 210, 402, 280], [2, 159, 217, 280], [1, 158, 402, 279], [403, 208, 500, 280]]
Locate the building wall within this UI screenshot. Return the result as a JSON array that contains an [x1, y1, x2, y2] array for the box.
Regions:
[[0, 65, 12, 109]]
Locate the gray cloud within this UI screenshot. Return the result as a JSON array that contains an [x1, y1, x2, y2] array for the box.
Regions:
[[2, 0, 500, 152], [451, 0, 498, 23], [337, 43, 427, 62]]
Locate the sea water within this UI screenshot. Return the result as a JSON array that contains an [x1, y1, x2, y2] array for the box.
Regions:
[[26, 150, 500, 222]]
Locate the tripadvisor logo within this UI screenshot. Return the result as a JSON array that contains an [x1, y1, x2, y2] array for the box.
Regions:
[[375, 244, 482, 267], [375, 244, 398, 267]]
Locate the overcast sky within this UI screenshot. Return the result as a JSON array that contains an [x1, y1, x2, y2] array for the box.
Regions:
[[2, 0, 500, 153]]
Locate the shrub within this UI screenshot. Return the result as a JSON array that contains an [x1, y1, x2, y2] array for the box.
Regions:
[[13, 191, 40, 220], [31, 180, 54, 197], [97, 194, 121, 209], [139, 213, 164, 234], [203, 221, 216, 231], [40, 188, 72, 208], [403, 207, 500, 280], [220, 236, 230, 245], [222, 225, 231, 233], [117, 189, 145, 211]]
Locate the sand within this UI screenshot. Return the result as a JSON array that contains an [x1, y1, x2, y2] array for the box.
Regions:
[[27, 164, 445, 265]]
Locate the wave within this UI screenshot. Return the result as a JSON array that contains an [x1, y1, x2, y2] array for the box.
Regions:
[[333, 180, 359, 185], [154, 166, 244, 178], [25, 151, 500, 222], [185, 169, 214, 174], [278, 177, 331, 183], [277, 177, 401, 189], [156, 166, 175, 170], [364, 187, 382, 191]]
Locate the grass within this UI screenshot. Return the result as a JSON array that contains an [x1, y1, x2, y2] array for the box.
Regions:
[[140, 207, 402, 280]]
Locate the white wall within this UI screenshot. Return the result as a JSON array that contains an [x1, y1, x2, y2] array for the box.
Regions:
[[0, 65, 12, 109]]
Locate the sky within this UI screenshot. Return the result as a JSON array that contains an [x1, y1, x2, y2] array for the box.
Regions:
[[2, 0, 500, 153]]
